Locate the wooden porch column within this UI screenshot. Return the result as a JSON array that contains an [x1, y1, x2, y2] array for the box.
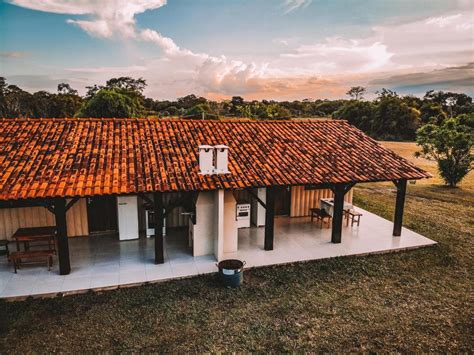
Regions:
[[264, 186, 276, 251], [154, 192, 164, 264], [392, 179, 407, 236], [330, 183, 355, 244], [54, 197, 71, 275]]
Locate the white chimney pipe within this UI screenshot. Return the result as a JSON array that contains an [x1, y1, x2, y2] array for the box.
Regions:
[[198, 145, 214, 174], [214, 145, 229, 173]]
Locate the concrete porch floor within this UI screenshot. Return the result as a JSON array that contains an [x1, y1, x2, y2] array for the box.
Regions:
[[0, 207, 436, 300]]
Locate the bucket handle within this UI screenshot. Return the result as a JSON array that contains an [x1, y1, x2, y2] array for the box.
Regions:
[[216, 261, 247, 268]]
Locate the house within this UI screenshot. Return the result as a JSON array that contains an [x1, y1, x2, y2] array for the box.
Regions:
[[0, 118, 432, 286]]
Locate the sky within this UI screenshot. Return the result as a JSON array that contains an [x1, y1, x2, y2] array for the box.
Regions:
[[0, 0, 473, 100]]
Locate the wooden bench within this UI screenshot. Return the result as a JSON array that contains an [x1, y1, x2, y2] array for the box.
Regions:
[[9, 250, 54, 273], [310, 208, 332, 228], [344, 209, 363, 226]]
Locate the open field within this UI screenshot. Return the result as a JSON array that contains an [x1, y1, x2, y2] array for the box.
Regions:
[[380, 141, 473, 189], [0, 142, 472, 352]]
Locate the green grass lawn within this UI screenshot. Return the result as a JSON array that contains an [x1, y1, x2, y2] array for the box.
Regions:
[[1, 145, 473, 352]]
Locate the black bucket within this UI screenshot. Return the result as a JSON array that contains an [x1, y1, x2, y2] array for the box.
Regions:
[[217, 259, 246, 287]]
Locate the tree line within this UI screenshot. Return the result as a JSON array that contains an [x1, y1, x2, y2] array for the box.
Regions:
[[1, 76, 472, 140], [0, 76, 472, 187]]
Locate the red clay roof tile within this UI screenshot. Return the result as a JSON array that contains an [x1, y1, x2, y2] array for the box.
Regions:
[[0, 118, 430, 201]]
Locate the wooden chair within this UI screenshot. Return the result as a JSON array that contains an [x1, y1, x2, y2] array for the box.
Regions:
[[9, 250, 54, 273]]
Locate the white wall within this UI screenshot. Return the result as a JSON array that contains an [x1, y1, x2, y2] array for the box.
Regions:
[[190, 191, 215, 256], [214, 189, 225, 261], [190, 190, 239, 259], [223, 190, 238, 253]]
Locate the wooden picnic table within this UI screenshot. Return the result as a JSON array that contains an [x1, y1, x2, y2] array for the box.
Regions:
[[12, 226, 57, 253]]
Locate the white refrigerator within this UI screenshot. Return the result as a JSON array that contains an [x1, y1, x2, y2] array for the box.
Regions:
[[117, 195, 139, 240]]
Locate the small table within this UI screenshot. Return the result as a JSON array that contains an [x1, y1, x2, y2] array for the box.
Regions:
[[344, 210, 363, 226], [12, 226, 57, 254]]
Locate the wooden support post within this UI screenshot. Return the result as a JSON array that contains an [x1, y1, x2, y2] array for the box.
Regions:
[[54, 197, 71, 275], [264, 186, 275, 251], [330, 182, 355, 244], [154, 192, 164, 264], [393, 179, 407, 236], [331, 184, 345, 244]]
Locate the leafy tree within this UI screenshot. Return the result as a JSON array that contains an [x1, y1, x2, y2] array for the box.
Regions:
[[231, 96, 244, 107], [229, 96, 245, 115], [0, 78, 34, 118], [105, 77, 147, 93], [236, 103, 259, 119], [313, 99, 346, 116], [176, 94, 207, 110], [346, 86, 366, 100], [85, 84, 102, 99], [333, 100, 374, 132], [185, 103, 215, 118], [31, 91, 54, 117], [372, 89, 421, 140], [79, 77, 147, 118], [52, 93, 83, 117], [264, 103, 291, 119], [76, 89, 143, 118], [57, 83, 78, 95], [415, 114, 473, 187], [424, 90, 473, 117], [419, 102, 447, 125], [161, 105, 181, 116]]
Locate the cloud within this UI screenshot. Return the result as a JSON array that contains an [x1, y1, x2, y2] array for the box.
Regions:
[[10, 0, 167, 39], [67, 65, 148, 73], [278, 38, 393, 75], [370, 63, 474, 94], [7, 0, 474, 100], [372, 11, 474, 69], [0, 51, 28, 58], [5, 74, 74, 91], [139, 28, 191, 56], [282, 0, 312, 14]]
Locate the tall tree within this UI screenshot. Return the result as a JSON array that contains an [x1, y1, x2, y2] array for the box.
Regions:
[[371, 89, 421, 140], [76, 89, 143, 118], [57, 83, 78, 95], [346, 86, 366, 100], [416, 114, 473, 187], [105, 77, 147, 93]]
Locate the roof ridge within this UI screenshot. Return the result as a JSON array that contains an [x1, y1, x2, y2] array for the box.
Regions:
[[0, 117, 347, 124]]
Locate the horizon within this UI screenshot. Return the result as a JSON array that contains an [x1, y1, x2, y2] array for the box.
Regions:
[[1, 0, 473, 100]]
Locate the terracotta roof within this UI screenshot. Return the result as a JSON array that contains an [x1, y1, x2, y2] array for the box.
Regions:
[[0, 118, 430, 201]]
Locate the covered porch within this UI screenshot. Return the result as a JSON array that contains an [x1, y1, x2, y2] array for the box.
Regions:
[[0, 205, 435, 299]]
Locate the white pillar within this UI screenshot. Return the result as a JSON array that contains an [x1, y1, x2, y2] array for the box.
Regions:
[[223, 190, 238, 253], [214, 189, 225, 261], [190, 192, 214, 256]]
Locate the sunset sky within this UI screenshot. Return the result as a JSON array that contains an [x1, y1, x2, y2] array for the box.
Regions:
[[1, 0, 473, 100]]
